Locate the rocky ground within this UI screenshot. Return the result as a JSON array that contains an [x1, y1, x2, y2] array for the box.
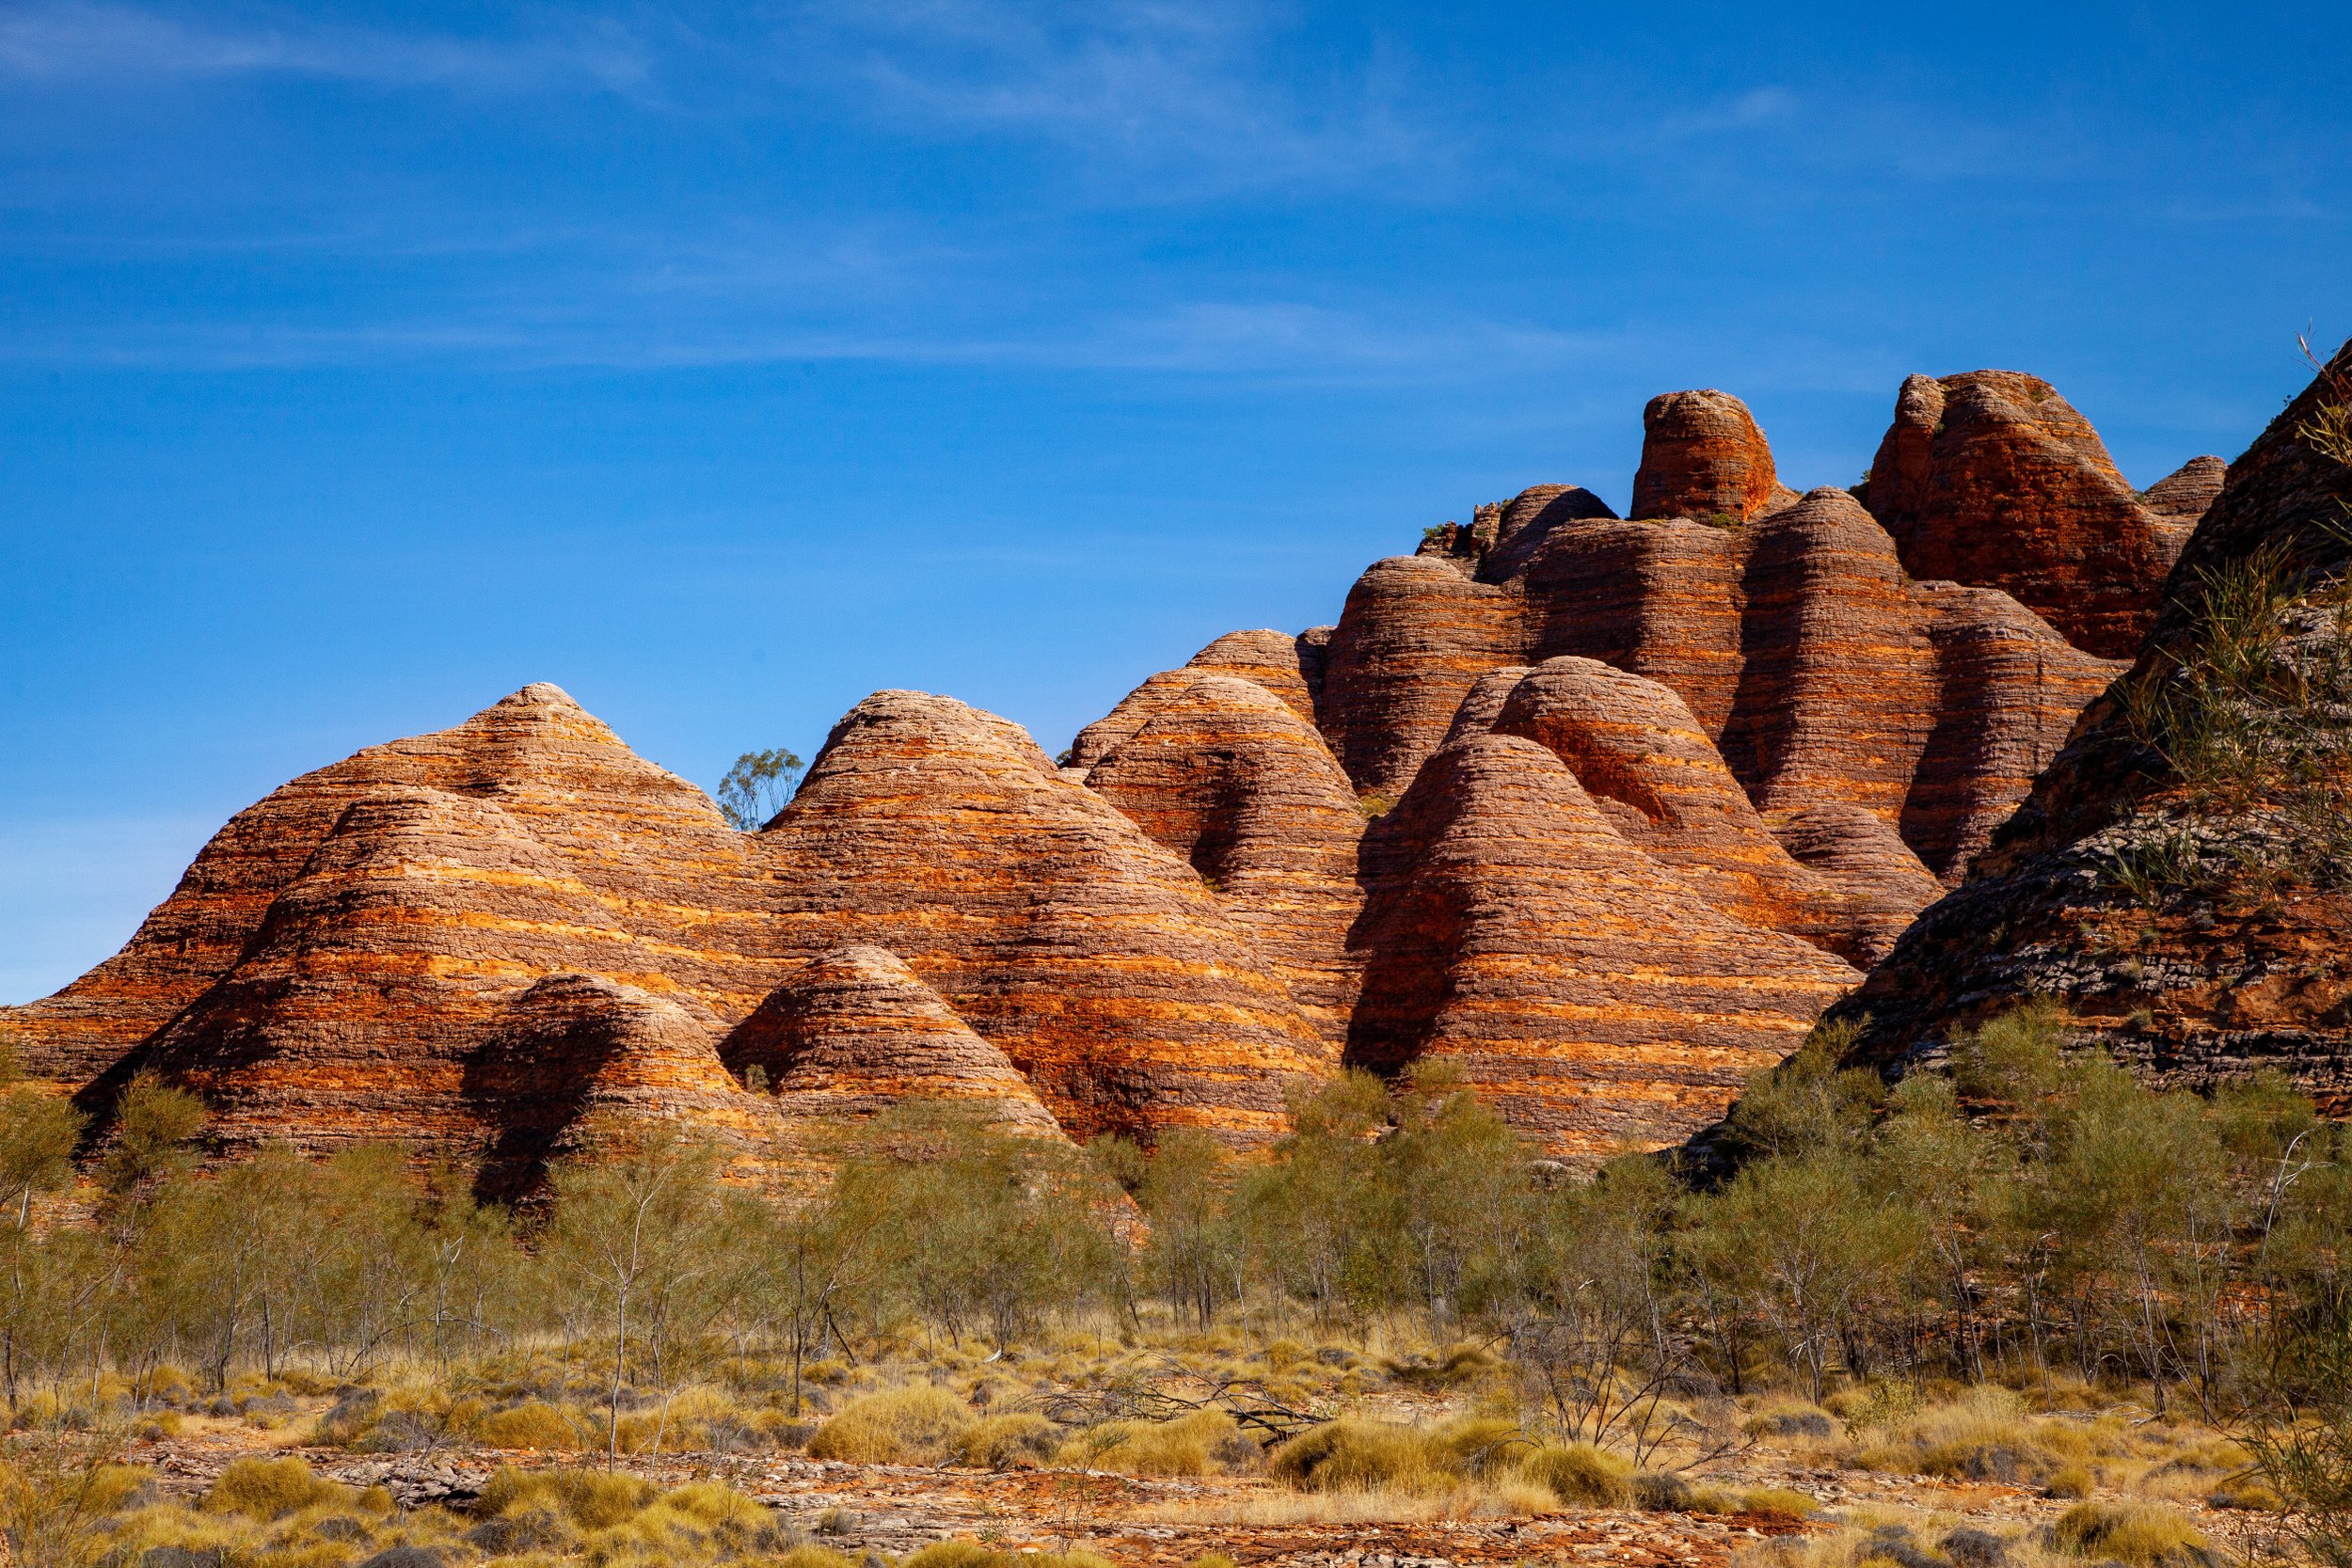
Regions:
[[117, 1409, 2271, 1568]]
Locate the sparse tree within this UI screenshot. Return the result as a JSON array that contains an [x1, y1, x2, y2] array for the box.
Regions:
[[543, 1120, 731, 1470], [97, 1071, 206, 1214], [717, 747, 805, 830]]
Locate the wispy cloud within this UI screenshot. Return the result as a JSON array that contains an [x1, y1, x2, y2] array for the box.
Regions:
[[1657, 86, 1801, 139], [0, 1, 652, 93], [778, 0, 1451, 198], [0, 248, 1630, 385]]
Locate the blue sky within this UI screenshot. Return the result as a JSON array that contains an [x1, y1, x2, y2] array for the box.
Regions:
[[3, 0, 2347, 1003]]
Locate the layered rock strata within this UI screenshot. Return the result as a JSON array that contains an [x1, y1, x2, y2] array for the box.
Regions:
[[9, 362, 2246, 1174], [1327, 485, 2122, 880], [10, 685, 1328, 1176], [1078, 676, 1365, 1047], [1864, 371, 2178, 658], [1482, 657, 1890, 964], [712, 689, 1329, 1144], [1829, 341, 2352, 1107], [1346, 736, 1859, 1161], [723, 945, 1068, 1142], [2143, 453, 2229, 534], [1629, 389, 1800, 525]]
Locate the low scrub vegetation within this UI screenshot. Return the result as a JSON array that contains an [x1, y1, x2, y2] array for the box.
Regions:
[[0, 1004, 2348, 1558]]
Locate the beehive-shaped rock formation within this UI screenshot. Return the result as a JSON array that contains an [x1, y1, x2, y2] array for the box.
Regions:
[[1630, 389, 1800, 525], [751, 690, 1327, 1143], [724, 945, 1067, 1140], [1865, 371, 2177, 658], [8, 362, 2243, 1175], [1078, 676, 1365, 1047], [1331, 484, 2122, 880], [1345, 736, 1858, 1160]]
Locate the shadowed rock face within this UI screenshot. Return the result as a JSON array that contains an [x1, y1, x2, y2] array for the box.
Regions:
[[1866, 371, 2174, 658], [469, 974, 782, 1201], [1829, 341, 2352, 1107], [1630, 389, 1800, 525], [1770, 804, 1949, 965], [1485, 657, 1904, 965], [2144, 454, 2229, 533]]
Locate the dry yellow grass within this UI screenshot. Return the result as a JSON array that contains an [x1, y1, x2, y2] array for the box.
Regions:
[[959, 1411, 1063, 1468], [808, 1384, 977, 1465], [1516, 1442, 1630, 1508], [201, 1456, 350, 1521], [1268, 1418, 1455, 1496], [2051, 1499, 2211, 1566], [1065, 1410, 1255, 1477], [474, 1399, 588, 1450]]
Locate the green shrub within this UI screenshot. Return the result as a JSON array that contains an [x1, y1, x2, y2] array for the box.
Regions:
[[808, 1385, 976, 1465]]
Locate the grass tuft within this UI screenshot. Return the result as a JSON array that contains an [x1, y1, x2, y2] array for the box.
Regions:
[[2050, 1499, 2209, 1565], [201, 1456, 346, 1521], [1516, 1443, 1631, 1508], [808, 1385, 977, 1465], [958, 1412, 1063, 1469], [1268, 1418, 1454, 1496]]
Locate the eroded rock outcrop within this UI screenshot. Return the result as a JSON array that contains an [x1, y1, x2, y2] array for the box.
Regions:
[[2144, 453, 2229, 531], [1347, 736, 1858, 1161], [1080, 676, 1364, 1047], [755, 690, 1328, 1144], [1322, 486, 2121, 882], [470, 974, 782, 1200], [9, 683, 1329, 1177], [1865, 371, 2174, 658], [8, 360, 2255, 1178], [1485, 657, 1895, 963], [8, 684, 771, 1091], [1630, 389, 1800, 525], [1320, 557, 1524, 800], [1830, 341, 2352, 1106], [723, 945, 1067, 1142]]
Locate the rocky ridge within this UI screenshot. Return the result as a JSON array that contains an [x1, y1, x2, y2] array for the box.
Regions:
[[1827, 341, 2352, 1106], [7, 365, 2238, 1171]]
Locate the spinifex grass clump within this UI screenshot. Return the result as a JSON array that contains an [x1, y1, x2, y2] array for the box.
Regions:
[[1268, 1418, 1459, 1496], [807, 1385, 976, 1465], [1064, 1408, 1257, 1476], [2050, 1499, 2213, 1566], [1849, 1385, 2110, 1487]]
